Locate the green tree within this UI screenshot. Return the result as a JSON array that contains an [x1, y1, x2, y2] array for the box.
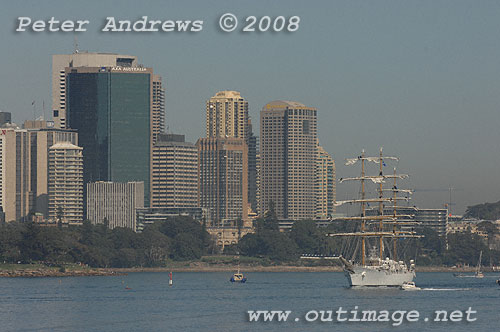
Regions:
[[290, 220, 324, 254], [464, 200, 500, 220], [56, 206, 64, 228], [171, 233, 202, 260], [444, 232, 489, 266], [239, 229, 299, 262]]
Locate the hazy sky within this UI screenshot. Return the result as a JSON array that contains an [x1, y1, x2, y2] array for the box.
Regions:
[[1, 0, 500, 214]]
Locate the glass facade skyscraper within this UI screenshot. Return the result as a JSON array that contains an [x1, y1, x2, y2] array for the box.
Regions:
[[67, 67, 153, 204]]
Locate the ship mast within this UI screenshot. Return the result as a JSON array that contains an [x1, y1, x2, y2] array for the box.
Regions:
[[378, 148, 384, 260], [331, 149, 422, 266], [393, 167, 398, 260], [361, 150, 366, 266]]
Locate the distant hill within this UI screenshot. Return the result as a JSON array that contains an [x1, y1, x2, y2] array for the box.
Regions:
[[464, 200, 500, 220]]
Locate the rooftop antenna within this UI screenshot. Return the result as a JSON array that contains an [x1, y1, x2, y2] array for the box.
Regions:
[[73, 36, 79, 54], [32, 100, 35, 122]]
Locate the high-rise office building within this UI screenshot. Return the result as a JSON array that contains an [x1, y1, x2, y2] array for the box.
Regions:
[[52, 52, 139, 129], [205, 91, 258, 214], [0, 128, 31, 222], [29, 129, 78, 219], [48, 142, 83, 224], [247, 119, 258, 214], [87, 181, 144, 230], [255, 152, 261, 215], [206, 91, 249, 140], [197, 137, 249, 225], [0, 127, 78, 222], [151, 74, 165, 145], [260, 101, 318, 220], [315, 143, 336, 219], [65, 65, 161, 205], [151, 134, 198, 208], [0, 112, 11, 127]]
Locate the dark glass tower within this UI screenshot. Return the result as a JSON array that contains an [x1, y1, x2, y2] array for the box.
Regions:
[[66, 67, 152, 204]]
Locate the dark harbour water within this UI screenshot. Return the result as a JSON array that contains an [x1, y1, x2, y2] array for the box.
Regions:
[[0, 272, 498, 332]]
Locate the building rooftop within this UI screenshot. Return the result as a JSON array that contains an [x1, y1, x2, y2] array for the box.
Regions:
[[49, 142, 82, 150], [54, 51, 136, 57], [212, 91, 243, 99], [264, 100, 310, 109]]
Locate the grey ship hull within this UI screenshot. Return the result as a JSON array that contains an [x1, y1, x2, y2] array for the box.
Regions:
[[345, 266, 415, 287]]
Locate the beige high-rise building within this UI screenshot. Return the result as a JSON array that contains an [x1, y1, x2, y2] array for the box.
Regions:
[[151, 74, 166, 145], [206, 91, 249, 140], [315, 143, 336, 219], [52, 52, 138, 129], [0, 128, 31, 222], [87, 181, 144, 230], [205, 91, 259, 215], [260, 101, 317, 220], [151, 134, 198, 208], [197, 137, 249, 225], [0, 127, 79, 222], [31, 129, 78, 219], [48, 142, 83, 224]]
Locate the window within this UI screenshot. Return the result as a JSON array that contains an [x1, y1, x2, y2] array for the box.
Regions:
[[303, 120, 310, 134]]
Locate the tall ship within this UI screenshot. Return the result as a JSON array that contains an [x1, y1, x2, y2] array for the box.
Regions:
[[331, 148, 422, 287]]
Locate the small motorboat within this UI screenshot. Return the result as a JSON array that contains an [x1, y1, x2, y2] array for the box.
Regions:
[[230, 259, 247, 283], [230, 272, 247, 283], [401, 281, 420, 291]]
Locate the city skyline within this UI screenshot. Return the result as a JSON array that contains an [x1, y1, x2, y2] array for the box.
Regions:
[[1, 1, 500, 213]]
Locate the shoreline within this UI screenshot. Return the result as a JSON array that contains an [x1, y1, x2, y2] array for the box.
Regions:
[[110, 265, 493, 273], [0, 264, 494, 277], [0, 268, 124, 278]]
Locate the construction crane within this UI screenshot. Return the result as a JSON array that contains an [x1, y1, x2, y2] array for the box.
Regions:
[[412, 187, 463, 215]]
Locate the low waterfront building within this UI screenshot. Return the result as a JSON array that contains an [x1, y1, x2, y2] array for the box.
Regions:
[[206, 226, 254, 249], [365, 207, 449, 236], [136, 207, 206, 232], [447, 220, 489, 241]]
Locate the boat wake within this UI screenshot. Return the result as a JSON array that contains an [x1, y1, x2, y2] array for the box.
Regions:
[[421, 288, 471, 291]]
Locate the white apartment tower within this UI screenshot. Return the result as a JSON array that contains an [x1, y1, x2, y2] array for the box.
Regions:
[[206, 91, 249, 140], [48, 142, 84, 224], [315, 143, 336, 219]]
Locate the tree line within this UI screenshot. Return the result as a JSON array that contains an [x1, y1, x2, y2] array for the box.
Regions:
[[0, 216, 213, 268], [464, 200, 500, 220], [231, 208, 500, 267], [1, 212, 499, 268]]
